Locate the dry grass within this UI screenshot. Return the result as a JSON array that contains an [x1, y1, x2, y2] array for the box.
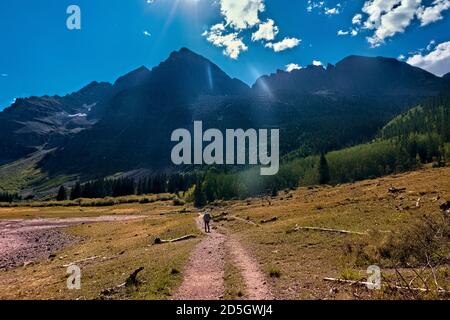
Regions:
[[207, 167, 450, 299], [0, 167, 449, 300], [0, 202, 201, 300], [0, 196, 181, 220], [223, 243, 246, 300], [0, 193, 175, 209]]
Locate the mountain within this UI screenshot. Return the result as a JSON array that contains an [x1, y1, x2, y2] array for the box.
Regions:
[[0, 81, 112, 165], [88, 66, 152, 119], [381, 88, 450, 143], [253, 55, 443, 97], [40, 51, 448, 179], [40, 48, 251, 177], [114, 66, 151, 92], [443, 72, 450, 86], [251, 55, 447, 154], [1, 49, 449, 194], [147, 47, 249, 97]]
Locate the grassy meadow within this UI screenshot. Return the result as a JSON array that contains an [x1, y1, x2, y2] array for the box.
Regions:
[[0, 166, 448, 300]]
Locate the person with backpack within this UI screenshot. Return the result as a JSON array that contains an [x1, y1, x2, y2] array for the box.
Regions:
[[203, 211, 212, 233]]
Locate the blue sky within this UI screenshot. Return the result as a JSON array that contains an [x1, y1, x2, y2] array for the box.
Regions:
[[1, 0, 450, 110]]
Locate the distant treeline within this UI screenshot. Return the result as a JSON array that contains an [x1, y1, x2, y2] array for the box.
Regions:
[[55, 173, 200, 201], [0, 191, 21, 203]]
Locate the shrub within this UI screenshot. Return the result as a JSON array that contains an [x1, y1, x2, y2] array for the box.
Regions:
[[139, 197, 151, 204], [344, 212, 449, 268], [173, 198, 185, 206], [269, 267, 281, 278]]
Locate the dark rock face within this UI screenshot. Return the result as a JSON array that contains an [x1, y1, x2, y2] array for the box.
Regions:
[[253, 55, 443, 97], [0, 81, 112, 164], [39, 48, 252, 177]]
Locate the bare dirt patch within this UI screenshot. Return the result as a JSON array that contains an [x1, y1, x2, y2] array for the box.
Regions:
[[0, 215, 145, 270]]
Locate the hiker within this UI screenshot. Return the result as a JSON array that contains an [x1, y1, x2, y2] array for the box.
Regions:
[[203, 211, 211, 233]]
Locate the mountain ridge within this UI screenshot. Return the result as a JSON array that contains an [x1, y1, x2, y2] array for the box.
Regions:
[[0, 81, 113, 165], [253, 54, 443, 96]]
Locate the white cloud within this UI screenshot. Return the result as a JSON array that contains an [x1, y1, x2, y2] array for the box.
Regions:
[[362, 0, 400, 29], [337, 28, 358, 36], [204, 0, 301, 59], [352, 13, 363, 25], [285, 63, 302, 72], [427, 39, 436, 51], [307, 1, 325, 13], [312, 60, 323, 66], [203, 23, 248, 59], [417, 0, 450, 26], [353, 0, 450, 47], [398, 54, 406, 60], [143, 30, 151, 37], [265, 37, 301, 52], [220, 0, 265, 30], [365, 0, 421, 47], [325, 7, 340, 15], [308, 1, 341, 15], [251, 19, 279, 41], [407, 41, 450, 76]]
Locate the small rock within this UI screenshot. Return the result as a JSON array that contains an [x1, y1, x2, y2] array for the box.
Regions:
[[439, 200, 450, 211], [329, 287, 339, 294]]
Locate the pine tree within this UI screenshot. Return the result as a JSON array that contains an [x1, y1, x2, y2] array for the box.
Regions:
[[56, 186, 67, 201], [70, 182, 82, 200], [194, 180, 206, 208], [318, 153, 330, 184], [271, 186, 278, 197], [0, 192, 19, 203]]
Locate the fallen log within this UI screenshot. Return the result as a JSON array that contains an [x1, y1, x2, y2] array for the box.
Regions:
[[213, 212, 229, 222], [291, 225, 367, 236], [154, 234, 196, 244], [100, 267, 145, 297], [125, 267, 144, 287], [62, 253, 124, 267], [323, 277, 449, 294], [260, 217, 278, 224], [324, 277, 379, 288], [230, 215, 259, 226], [100, 283, 125, 297], [388, 187, 406, 194]]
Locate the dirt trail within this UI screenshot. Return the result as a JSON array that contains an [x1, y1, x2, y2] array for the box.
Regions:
[[227, 237, 273, 300], [172, 216, 226, 300], [0, 215, 145, 270], [173, 214, 272, 300]]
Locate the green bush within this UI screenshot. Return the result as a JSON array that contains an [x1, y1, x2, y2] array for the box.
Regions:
[[173, 198, 185, 206]]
